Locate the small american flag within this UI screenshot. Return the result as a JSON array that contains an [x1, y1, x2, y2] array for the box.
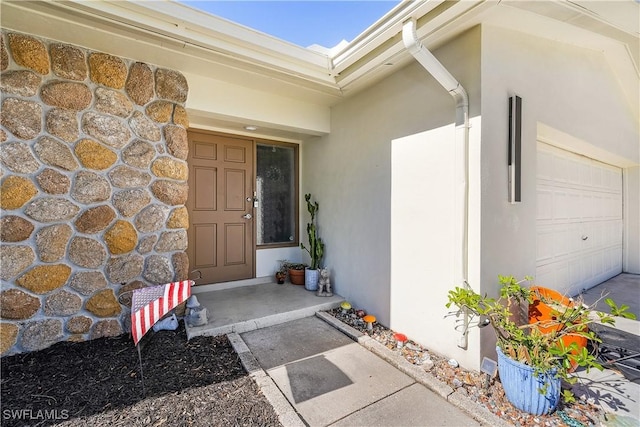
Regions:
[[131, 280, 193, 345]]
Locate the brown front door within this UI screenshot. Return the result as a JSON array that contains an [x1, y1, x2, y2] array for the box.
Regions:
[[186, 130, 255, 285]]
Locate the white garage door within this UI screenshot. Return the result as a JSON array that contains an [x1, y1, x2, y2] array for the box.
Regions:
[[536, 142, 622, 296]]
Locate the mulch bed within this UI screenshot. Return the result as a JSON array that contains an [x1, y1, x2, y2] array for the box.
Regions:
[[326, 307, 608, 427], [1, 322, 281, 427]]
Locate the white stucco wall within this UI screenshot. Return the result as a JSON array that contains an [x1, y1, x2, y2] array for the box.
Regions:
[[478, 26, 640, 361], [303, 27, 482, 367]]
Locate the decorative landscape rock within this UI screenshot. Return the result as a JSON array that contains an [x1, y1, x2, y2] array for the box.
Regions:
[[106, 253, 144, 283], [122, 139, 155, 169], [21, 319, 63, 352], [104, 220, 137, 255], [17, 264, 71, 294], [0, 288, 40, 319], [74, 205, 116, 233], [90, 319, 122, 339], [108, 165, 151, 188], [7, 33, 50, 74], [37, 168, 70, 195], [71, 171, 111, 204], [44, 290, 82, 316], [146, 100, 173, 123], [156, 230, 187, 252], [89, 52, 127, 89], [74, 138, 117, 170], [125, 62, 154, 105], [167, 206, 189, 229], [94, 87, 133, 117], [0, 142, 40, 173], [85, 289, 121, 317], [155, 68, 188, 102], [24, 198, 79, 222], [50, 43, 87, 81], [0, 69, 41, 96], [69, 271, 108, 296], [0, 245, 35, 280], [164, 125, 189, 160], [172, 252, 189, 281], [0, 215, 34, 242], [151, 180, 188, 205], [68, 237, 106, 268], [151, 157, 188, 180], [41, 81, 92, 110], [135, 204, 169, 233], [35, 136, 79, 171], [82, 112, 131, 148], [143, 255, 173, 284], [66, 316, 92, 334], [113, 188, 151, 217], [36, 224, 72, 262], [0, 176, 38, 210], [0, 97, 42, 139], [46, 108, 79, 142], [0, 323, 18, 355]]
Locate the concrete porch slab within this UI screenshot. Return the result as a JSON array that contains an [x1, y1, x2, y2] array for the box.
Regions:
[[185, 281, 343, 339]]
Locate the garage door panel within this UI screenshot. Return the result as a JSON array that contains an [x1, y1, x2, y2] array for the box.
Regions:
[[536, 142, 622, 295]]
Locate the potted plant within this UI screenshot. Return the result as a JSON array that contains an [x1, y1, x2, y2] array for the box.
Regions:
[[285, 262, 307, 285], [445, 275, 631, 415], [300, 193, 325, 291]]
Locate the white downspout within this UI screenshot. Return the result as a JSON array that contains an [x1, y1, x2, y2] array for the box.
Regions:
[[402, 19, 471, 349]]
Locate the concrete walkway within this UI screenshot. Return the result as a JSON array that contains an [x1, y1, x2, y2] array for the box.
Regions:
[[232, 316, 483, 427]]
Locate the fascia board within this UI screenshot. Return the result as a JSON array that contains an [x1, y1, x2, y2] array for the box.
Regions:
[[56, 0, 333, 83]]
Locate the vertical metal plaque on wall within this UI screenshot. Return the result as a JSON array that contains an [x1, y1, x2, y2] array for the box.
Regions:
[[508, 95, 522, 203]]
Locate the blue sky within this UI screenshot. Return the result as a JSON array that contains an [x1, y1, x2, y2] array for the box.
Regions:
[[179, 1, 400, 48]]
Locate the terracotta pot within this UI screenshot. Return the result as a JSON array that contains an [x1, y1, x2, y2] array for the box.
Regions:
[[528, 286, 587, 370], [288, 269, 305, 285]]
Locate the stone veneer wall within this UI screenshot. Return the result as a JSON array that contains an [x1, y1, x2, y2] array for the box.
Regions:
[[0, 31, 191, 355]]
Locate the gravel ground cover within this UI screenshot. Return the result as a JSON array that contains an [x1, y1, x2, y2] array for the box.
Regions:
[[1, 323, 281, 427], [325, 307, 608, 427]]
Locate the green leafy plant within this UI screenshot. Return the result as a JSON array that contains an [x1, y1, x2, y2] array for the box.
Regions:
[[300, 193, 325, 269], [446, 275, 622, 397], [605, 298, 637, 319]]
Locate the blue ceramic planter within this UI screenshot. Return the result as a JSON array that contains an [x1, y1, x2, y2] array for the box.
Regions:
[[304, 268, 319, 291], [496, 346, 560, 415]]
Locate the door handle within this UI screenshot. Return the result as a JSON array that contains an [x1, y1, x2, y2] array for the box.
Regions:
[[242, 213, 252, 219]]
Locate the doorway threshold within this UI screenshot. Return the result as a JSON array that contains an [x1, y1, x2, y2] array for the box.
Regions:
[[185, 281, 344, 339]]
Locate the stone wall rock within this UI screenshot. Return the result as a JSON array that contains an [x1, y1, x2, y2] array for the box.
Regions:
[[36, 224, 72, 262], [44, 290, 82, 316], [0, 323, 19, 355], [0, 288, 40, 319], [1, 97, 42, 139], [85, 289, 121, 317], [117, 280, 147, 307], [7, 33, 49, 74], [74, 139, 117, 170], [0, 142, 40, 173], [0, 215, 34, 242], [69, 237, 106, 268], [34, 136, 79, 171], [17, 264, 71, 294], [0, 30, 190, 355], [74, 205, 116, 233], [46, 108, 79, 142], [89, 53, 127, 89], [1, 176, 38, 209], [50, 43, 87, 81], [0, 245, 35, 280], [0, 70, 41, 96], [37, 168, 70, 194]]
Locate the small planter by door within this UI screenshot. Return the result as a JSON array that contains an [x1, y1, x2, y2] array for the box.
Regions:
[[304, 268, 319, 291], [288, 269, 305, 285], [496, 346, 560, 415]]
